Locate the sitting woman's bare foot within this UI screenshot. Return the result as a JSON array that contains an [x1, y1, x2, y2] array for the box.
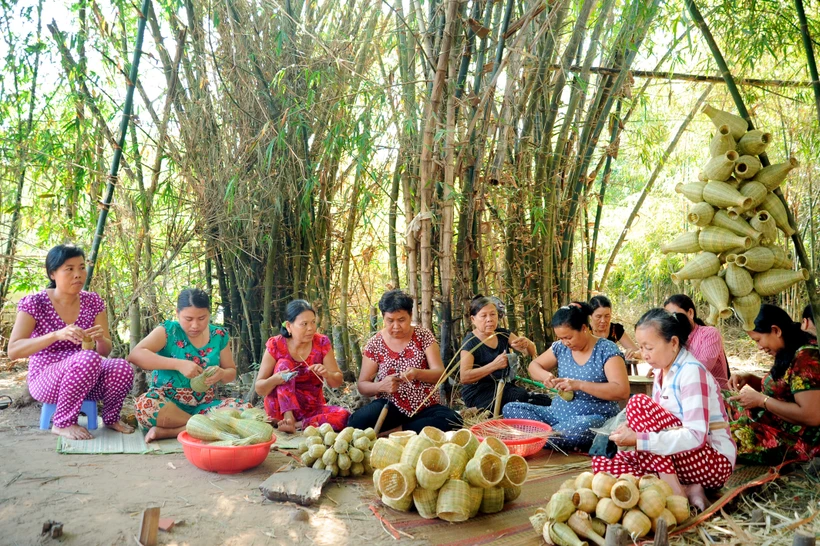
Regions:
[[107, 420, 135, 434], [52, 424, 93, 440], [683, 483, 708, 511], [144, 425, 185, 443], [278, 419, 296, 433]]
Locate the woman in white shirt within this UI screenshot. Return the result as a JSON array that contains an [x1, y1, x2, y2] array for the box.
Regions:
[[591, 309, 736, 510]]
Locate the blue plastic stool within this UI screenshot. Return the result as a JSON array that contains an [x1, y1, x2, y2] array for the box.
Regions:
[[40, 400, 98, 430]]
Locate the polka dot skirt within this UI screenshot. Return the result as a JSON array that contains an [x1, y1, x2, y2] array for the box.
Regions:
[[592, 394, 733, 488]]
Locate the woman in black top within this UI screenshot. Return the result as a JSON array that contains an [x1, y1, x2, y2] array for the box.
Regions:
[[588, 296, 639, 360], [459, 296, 550, 411]]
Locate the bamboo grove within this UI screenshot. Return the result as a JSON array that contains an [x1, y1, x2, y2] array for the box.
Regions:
[[2, 0, 820, 380]]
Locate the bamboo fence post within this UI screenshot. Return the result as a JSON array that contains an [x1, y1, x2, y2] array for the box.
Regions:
[[685, 0, 820, 326]]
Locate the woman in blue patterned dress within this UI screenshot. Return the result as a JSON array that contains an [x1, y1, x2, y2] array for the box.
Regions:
[[503, 305, 630, 452]]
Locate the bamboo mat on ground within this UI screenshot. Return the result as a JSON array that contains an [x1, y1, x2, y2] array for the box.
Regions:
[[56, 417, 183, 454]]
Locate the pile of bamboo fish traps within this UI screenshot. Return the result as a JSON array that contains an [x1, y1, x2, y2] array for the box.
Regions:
[[371, 427, 528, 522], [665, 104, 803, 327], [297, 423, 377, 478], [531, 471, 692, 544]]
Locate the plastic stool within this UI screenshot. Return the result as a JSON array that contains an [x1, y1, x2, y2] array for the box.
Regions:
[[40, 400, 98, 430]]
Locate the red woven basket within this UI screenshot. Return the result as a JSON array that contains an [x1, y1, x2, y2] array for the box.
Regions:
[[470, 418, 552, 458]]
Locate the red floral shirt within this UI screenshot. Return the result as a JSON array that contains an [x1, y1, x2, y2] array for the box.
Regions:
[[364, 327, 438, 416]]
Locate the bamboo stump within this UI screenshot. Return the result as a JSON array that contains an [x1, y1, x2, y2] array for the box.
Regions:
[[604, 523, 629, 546], [793, 531, 816, 546], [653, 518, 669, 546]]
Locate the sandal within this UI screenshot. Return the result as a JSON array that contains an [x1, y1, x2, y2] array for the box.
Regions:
[[0, 395, 12, 410]]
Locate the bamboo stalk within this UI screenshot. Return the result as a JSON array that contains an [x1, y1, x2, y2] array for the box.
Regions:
[[600, 85, 713, 288]]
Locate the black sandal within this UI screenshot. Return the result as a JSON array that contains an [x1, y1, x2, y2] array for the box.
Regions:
[[0, 395, 13, 410]]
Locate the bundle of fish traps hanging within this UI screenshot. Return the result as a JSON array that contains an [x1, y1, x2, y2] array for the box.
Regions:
[[531, 470, 691, 545], [665, 104, 802, 327], [370, 426, 529, 522]]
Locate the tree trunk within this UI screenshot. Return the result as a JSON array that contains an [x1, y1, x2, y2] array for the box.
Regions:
[[340, 179, 362, 374], [795, 0, 820, 125]]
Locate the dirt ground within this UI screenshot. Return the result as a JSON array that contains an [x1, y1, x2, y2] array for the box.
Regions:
[[0, 339, 773, 546], [0, 362, 427, 546]]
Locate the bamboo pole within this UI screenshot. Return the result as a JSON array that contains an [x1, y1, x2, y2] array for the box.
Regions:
[[794, 0, 820, 124], [82, 0, 151, 288], [599, 85, 713, 288], [685, 0, 820, 329]]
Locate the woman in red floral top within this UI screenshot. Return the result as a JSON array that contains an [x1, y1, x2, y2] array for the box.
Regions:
[[255, 300, 349, 432], [727, 304, 820, 464], [348, 290, 462, 433]]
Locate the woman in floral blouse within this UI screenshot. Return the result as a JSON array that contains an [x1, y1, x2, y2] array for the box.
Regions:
[[727, 304, 820, 463], [129, 289, 249, 442], [348, 290, 462, 433]]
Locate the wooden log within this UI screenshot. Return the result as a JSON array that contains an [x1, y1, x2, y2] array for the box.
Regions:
[[605, 523, 629, 546], [653, 518, 669, 546], [138, 507, 160, 546], [493, 381, 505, 418], [259, 467, 332, 506], [793, 531, 816, 546], [374, 404, 390, 436]]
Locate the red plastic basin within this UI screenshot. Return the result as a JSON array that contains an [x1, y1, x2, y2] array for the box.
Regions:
[[177, 431, 276, 474]]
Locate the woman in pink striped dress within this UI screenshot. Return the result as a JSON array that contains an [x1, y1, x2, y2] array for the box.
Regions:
[[656, 294, 730, 390]]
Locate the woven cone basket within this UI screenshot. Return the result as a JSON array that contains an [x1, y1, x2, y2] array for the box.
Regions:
[[750, 211, 778, 244], [595, 497, 623, 524], [572, 488, 599, 513], [498, 454, 528, 488], [389, 430, 417, 446], [754, 268, 809, 297], [759, 193, 795, 236], [733, 292, 761, 330], [765, 245, 794, 269], [479, 486, 505, 514], [724, 262, 754, 297], [734, 246, 775, 272], [416, 447, 451, 490], [413, 487, 440, 519], [464, 452, 504, 488], [474, 436, 510, 459], [382, 491, 413, 512], [449, 428, 479, 459], [701, 150, 739, 181], [436, 479, 472, 522], [399, 435, 434, 468], [702, 180, 753, 209], [703, 104, 748, 140], [503, 484, 522, 503], [737, 129, 772, 156], [671, 252, 721, 283], [687, 202, 715, 227], [699, 226, 751, 253], [734, 155, 761, 180], [468, 484, 484, 517], [370, 438, 404, 470], [379, 463, 417, 501], [709, 124, 736, 157], [610, 479, 640, 509], [661, 231, 701, 254], [700, 276, 732, 319], [440, 443, 468, 479], [738, 180, 767, 209], [419, 426, 446, 447], [710, 210, 762, 243], [666, 495, 692, 524], [623, 509, 652, 538], [753, 156, 799, 191], [675, 181, 706, 203]]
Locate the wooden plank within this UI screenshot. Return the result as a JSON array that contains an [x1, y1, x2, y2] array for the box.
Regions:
[[138, 507, 160, 546], [259, 467, 332, 506]]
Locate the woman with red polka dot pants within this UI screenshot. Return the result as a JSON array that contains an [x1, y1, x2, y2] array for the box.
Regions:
[[592, 309, 736, 511], [348, 290, 462, 433], [8, 245, 135, 441]]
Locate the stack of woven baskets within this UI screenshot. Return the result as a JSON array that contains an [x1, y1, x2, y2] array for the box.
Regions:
[[532, 471, 691, 544], [371, 427, 528, 521], [665, 104, 803, 327]]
